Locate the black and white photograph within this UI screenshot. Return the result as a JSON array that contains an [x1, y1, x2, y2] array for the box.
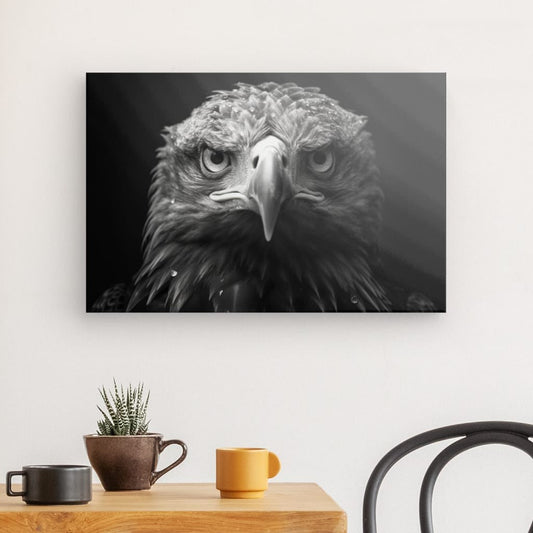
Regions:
[[4, 1, 533, 531], [87, 73, 446, 312]]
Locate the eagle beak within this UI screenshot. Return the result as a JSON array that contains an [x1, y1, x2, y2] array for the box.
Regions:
[[208, 135, 296, 242], [248, 136, 292, 242]]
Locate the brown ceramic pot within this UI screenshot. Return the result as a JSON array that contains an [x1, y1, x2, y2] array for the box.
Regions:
[[84, 433, 187, 491]]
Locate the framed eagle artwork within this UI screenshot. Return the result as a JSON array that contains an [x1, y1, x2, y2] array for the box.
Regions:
[[87, 73, 445, 313]]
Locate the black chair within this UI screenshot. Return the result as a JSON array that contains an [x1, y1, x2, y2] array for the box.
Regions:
[[363, 421, 533, 533]]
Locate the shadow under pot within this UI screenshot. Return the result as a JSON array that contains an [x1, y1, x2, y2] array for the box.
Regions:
[[84, 433, 187, 491]]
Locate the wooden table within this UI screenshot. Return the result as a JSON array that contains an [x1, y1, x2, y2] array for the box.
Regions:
[[0, 482, 346, 532]]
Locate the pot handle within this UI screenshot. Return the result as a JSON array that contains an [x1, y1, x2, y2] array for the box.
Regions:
[[6, 471, 26, 497], [151, 439, 188, 485]]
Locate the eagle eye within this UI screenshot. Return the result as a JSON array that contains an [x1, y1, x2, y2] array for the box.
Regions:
[[201, 147, 231, 175], [308, 149, 334, 174]]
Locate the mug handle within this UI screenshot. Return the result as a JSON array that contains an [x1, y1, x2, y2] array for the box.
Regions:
[[6, 471, 26, 497], [268, 452, 281, 478], [151, 439, 188, 485]]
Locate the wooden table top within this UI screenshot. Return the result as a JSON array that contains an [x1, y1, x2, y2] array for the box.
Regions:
[[0, 482, 347, 532]]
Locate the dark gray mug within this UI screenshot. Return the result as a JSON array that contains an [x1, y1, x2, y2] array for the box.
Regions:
[[6, 465, 91, 504]]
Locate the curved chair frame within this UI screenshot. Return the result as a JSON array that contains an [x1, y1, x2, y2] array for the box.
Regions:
[[362, 421, 533, 533]]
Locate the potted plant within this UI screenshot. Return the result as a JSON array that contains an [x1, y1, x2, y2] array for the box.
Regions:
[[84, 380, 187, 491]]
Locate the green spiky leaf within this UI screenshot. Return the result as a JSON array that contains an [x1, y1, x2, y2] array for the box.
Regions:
[[95, 381, 151, 435]]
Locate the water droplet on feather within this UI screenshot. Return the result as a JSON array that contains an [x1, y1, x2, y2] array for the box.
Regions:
[[350, 295, 359, 304], [170, 270, 178, 277]]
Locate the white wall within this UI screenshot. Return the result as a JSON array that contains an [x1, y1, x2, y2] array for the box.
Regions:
[[1, 1, 532, 531]]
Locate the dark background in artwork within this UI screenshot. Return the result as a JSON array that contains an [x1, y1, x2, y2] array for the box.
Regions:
[[86, 73, 446, 311]]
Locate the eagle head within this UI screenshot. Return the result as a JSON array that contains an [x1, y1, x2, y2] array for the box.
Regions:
[[128, 82, 389, 312]]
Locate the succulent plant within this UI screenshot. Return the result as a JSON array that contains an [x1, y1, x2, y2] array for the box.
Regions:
[[96, 380, 150, 436]]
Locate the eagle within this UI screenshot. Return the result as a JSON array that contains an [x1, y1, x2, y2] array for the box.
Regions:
[[92, 82, 435, 312]]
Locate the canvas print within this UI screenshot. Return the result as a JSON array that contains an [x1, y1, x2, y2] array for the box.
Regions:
[[87, 73, 445, 312]]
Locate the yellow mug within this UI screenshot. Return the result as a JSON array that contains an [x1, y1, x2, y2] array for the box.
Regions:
[[216, 448, 281, 499]]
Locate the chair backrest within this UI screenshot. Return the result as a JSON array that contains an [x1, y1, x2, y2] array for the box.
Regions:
[[362, 421, 533, 533]]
